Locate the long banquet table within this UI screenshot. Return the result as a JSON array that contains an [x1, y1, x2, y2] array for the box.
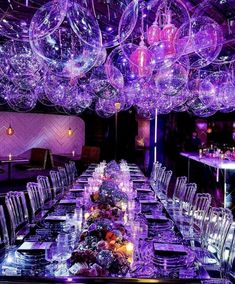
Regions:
[[0, 162, 213, 283]]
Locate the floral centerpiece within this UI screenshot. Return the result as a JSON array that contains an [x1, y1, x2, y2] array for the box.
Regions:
[[70, 166, 132, 277]]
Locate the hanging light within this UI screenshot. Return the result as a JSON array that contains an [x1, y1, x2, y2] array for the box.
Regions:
[[68, 127, 73, 136], [6, 124, 14, 136], [130, 36, 154, 77], [161, 10, 177, 57], [147, 14, 161, 45]]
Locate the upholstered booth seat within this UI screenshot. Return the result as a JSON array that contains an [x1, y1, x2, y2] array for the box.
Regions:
[[77, 146, 101, 173], [15, 148, 53, 171]]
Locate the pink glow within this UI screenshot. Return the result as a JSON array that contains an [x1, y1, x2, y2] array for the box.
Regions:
[[0, 112, 85, 157]]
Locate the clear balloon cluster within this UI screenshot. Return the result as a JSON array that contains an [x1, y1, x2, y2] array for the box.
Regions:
[[0, 0, 234, 118]]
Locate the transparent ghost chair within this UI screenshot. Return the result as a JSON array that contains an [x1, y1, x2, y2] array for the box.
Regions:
[[37, 175, 54, 207], [69, 161, 78, 178], [0, 205, 9, 250], [58, 167, 70, 188], [27, 182, 48, 222], [155, 166, 166, 190], [50, 170, 64, 200], [171, 183, 197, 222], [179, 193, 212, 242], [5, 191, 30, 245], [164, 176, 187, 209], [150, 161, 162, 186], [156, 170, 173, 201], [197, 207, 233, 270], [65, 163, 74, 186], [202, 224, 235, 284]]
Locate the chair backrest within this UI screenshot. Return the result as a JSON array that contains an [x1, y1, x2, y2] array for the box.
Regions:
[[0, 205, 9, 247], [69, 160, 78, 178], [65, 163, 74, 185], [37, 175, 53, 201], [191, 193, 212, 232], [58, 167, 69, 187], [50, 170, 64, 198], [161, 170, 172, 196], [203, 207, 233, 260], [157, 166, 166, 182], [173, 176, 187, 202], [5, 191, 29, 245], [150, 161, 162, 181], [225, 226, 235, 279], [29, 148, 48, 168], [81, 146, 101, 163], [27, 182, 44, 222], [181, 183, 197, 212]]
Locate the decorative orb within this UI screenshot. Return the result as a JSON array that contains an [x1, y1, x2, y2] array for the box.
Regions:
[[6, 86, 38, 112], [0, 44, 10, 77], [67, 0, 102, 48], [199, 71, 234, 110], [30, 1, 101, 78], [96, 95, 125, 114], [120, 0, 191, 69], [129, 40, 155, 78], [94, 48, 107, 67], [0, 77, 12, 103], [193, 0, 235, 64], [80, 0, 132, 48], [7, 41, 42, 74], [44, 73, 77, 106], [0, 0, 67, 41], [189, 16, 223, 69], [95, 108, 114, 118], [153, 57, 189, 96], [106, 44, 152, 89], [90, 66, 120, 99], [75, 88, 93, 109], [35, 84, 55, 106], [97, 250, 114, 268], [136, 107, 156, 120]]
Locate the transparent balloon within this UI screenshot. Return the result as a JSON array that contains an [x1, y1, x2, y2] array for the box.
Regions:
[[90, 66, 120, 99], [188, 16, 223, 69], [30, 1, 101, 78], [120, 0, 191, 69], [0, 0, 67, 41], [193, 0, 235, 64], [153, 56, 189, 96], [6, 86, 38, 112]]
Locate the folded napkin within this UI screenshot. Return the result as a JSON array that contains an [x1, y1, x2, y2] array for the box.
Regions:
[[154, 243, 187, 257], [17, 241, 52, 253], [44, 216, 66, 222]]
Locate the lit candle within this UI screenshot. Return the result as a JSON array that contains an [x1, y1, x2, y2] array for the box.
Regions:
[[220, 153, 225, 160], [126, 242, 134, 264], [8, 153, 12, 161], [84, 212, 90, 221], [72, 150, 75, 157], [199, 149, 202, 158]]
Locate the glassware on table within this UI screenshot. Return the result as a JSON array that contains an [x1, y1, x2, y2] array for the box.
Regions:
[[53, 233, 71, 276]]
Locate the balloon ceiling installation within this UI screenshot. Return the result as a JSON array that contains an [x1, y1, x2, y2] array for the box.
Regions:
[[0, 0, 234, 119]]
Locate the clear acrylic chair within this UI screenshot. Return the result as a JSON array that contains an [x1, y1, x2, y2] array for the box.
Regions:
[[27, 182, 47, 222], [165, 176, 187, 209], [5, 191, 29, 245], [157, 170, 172, 200], [65, 163, 74, 185], [37, 175, 53, 202], [179, 192, 212, 243], [50, 170, 64, 199], [58, 167, 69, 187], [198, 225, 235, 284], [69, 161, 78, 178], [198, 207, 233, 270], [150, 161, 162, 184], [0, 205, 9, 247]]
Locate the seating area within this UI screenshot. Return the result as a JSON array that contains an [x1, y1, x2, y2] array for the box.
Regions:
[[150, 160, 235, 282]]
